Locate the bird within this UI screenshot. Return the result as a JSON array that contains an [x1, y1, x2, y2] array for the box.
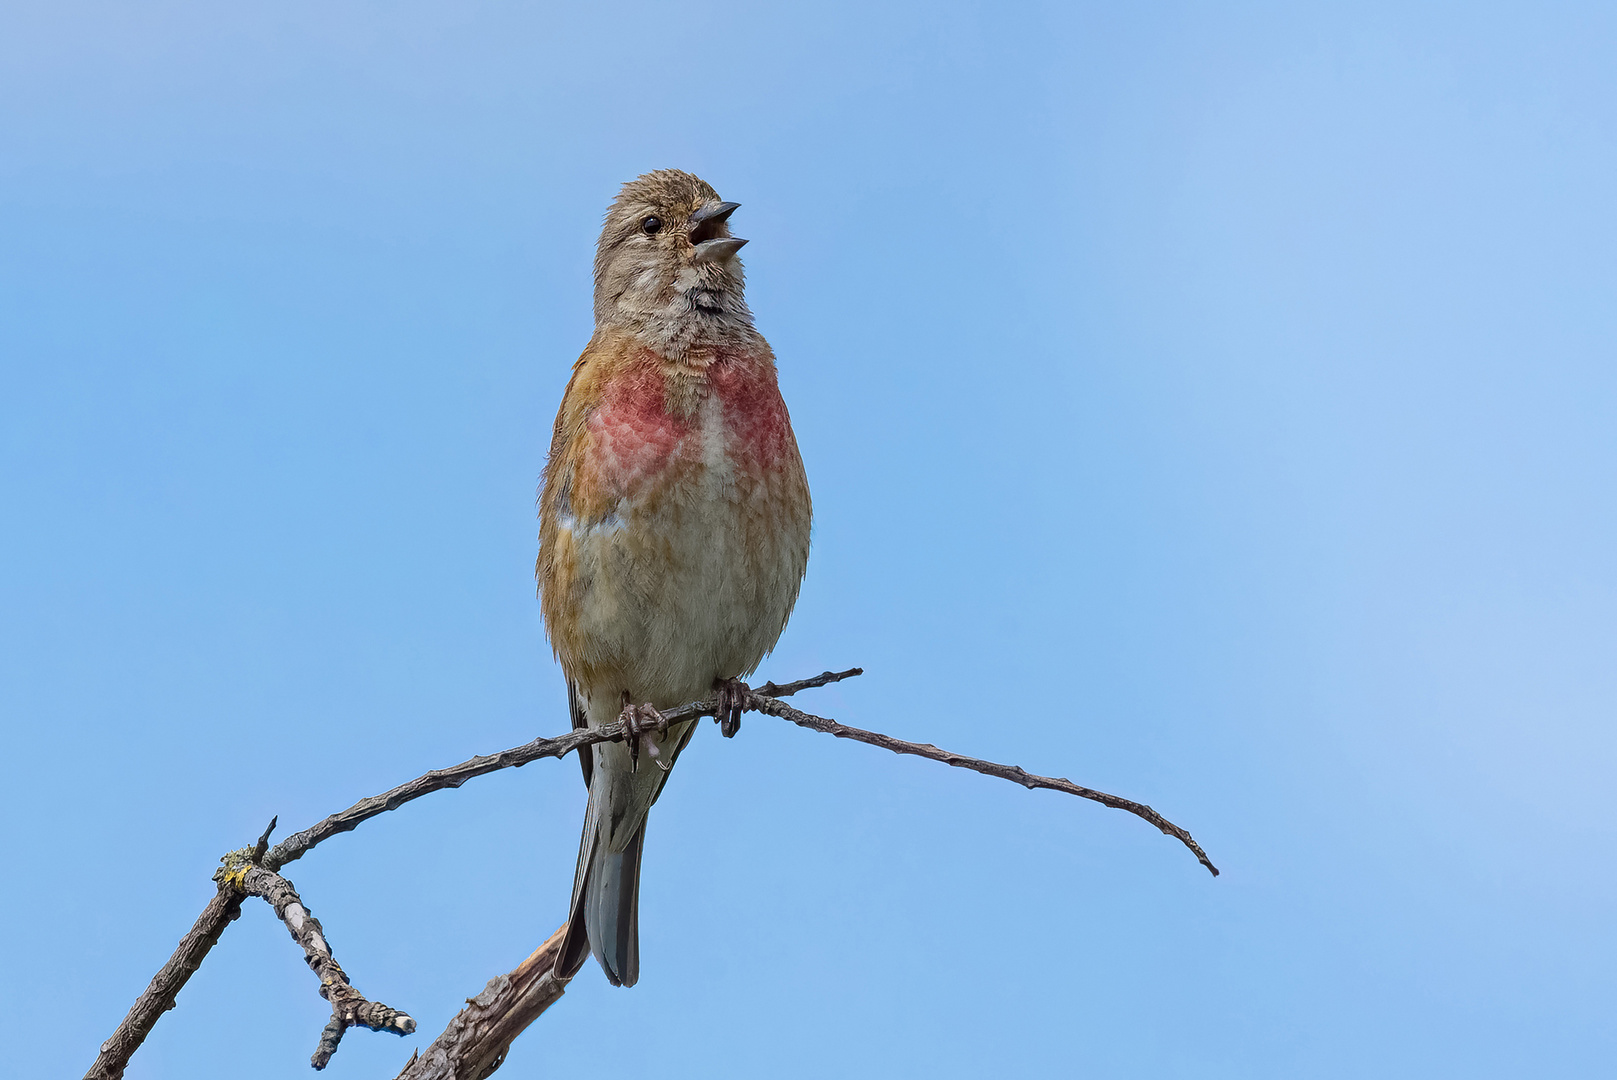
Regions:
[[536, 170, 812, 988]]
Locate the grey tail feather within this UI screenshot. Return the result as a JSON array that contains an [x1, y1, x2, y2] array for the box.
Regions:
[[555, 894, 592, 981], [555, 820, 645, 988], [588, 822, 644, 987]]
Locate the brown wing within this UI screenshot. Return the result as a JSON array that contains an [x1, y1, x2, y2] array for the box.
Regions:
[[535, 328, 642, 674]]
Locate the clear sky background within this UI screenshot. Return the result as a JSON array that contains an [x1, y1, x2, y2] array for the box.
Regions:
[[3, 3, 1614, 1077]]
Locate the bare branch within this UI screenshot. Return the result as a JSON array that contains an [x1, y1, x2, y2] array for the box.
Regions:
[[83, 890, 243, 1080], [86, 665, 1216, 1080], [394, 928, 570, 1080]]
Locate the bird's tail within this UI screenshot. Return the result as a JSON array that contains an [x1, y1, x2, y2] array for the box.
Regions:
[[555, 799, 646, 988]]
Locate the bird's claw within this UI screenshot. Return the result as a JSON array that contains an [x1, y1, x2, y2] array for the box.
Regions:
[[618, 697, 669, 772], [713, 677, 751, 738]]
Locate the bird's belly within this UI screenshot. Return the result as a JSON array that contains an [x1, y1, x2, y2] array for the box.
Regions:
[[563, 455, 807, 708]]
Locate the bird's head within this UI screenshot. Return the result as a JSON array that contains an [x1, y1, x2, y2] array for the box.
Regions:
[[593, 170, 753, 352]]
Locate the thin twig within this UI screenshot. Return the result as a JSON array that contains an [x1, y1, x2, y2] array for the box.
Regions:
[[747, 693, 1220, 876], [752, 666, 864, 698]]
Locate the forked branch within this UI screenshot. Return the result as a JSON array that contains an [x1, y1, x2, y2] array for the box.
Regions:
[[216, 834, 418, 1069]]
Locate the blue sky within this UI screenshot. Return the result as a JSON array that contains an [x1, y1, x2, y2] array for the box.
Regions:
[[3, 2, 1614, 1077]]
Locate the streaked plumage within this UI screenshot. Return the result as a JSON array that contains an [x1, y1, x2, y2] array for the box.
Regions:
[[537, 171, 811, 987]]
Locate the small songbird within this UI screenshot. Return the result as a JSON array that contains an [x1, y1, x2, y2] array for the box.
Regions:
[[537, 170, 812, 987]]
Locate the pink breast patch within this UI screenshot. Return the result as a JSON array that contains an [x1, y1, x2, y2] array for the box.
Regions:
[[709, 355, 792, 470], [588, 363, 691, 492]]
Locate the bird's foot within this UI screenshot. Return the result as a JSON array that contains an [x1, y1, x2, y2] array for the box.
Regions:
[[618, 694, 670, 772], [713, 677, 751, 739]]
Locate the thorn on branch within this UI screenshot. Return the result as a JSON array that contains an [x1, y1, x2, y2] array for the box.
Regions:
[[252, 816, 278, 864]]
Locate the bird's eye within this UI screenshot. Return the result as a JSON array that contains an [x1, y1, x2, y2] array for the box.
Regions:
[[641, 216, 662, 235]]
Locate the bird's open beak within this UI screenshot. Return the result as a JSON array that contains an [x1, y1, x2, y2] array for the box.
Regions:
[[690, 201, 747, 263]]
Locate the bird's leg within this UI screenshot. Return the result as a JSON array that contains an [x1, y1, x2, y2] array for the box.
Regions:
[[618, 691, 669, 773], [712, 677, 751, 739]]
